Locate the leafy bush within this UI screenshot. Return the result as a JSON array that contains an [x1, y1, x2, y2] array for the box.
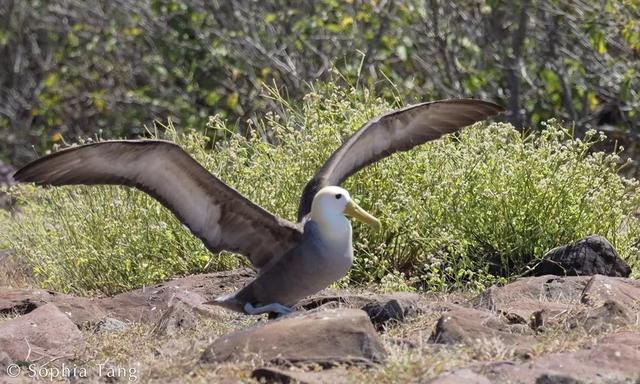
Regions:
[[3, 0, 639, 164], [4, 85, 640, 295]]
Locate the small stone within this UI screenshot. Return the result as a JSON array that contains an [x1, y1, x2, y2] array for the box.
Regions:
[[94, 317, 129, 333]]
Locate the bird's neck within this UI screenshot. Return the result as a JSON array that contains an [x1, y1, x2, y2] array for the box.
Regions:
[[310, 212, 352, 247]]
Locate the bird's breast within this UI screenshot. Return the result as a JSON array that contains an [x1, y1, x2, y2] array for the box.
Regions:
[[316, 237, 353, 282]]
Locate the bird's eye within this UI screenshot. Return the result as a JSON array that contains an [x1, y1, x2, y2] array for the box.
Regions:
[[335, 193, 342, 199]]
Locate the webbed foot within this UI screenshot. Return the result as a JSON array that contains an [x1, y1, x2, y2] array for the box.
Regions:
[[243, 302, 294, 317]]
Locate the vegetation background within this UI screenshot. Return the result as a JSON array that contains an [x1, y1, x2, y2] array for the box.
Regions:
[[1, 0, 639, 164], [1, 0, 640, 294]]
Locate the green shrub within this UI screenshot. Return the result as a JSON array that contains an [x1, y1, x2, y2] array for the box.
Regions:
[[4, 84, 640, 295]]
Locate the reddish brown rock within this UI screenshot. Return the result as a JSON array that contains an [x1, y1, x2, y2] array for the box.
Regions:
[[0, 303, 84, 363], [295, 291, 424, 329], [99, 268, 253, 322], [471, 275, 640, 330], [151, 294, 207, 337], [425, 368, 492, 384], [429, 306, 532, 346], [569, 300, 633, 332], [251, 367, 351, 384], [0, 377, 35, 384], [0, 269, 252, 326], [441, 330, 640, 383], [581, 274, 640, 312], [483, 341, 640, 383], [201, 308, 385, 365], [471, 276, 589, 323], [598, 330, 640, 347], [0, 287, 105, 325]]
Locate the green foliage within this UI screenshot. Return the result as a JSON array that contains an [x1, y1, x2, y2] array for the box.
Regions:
[[4, 85, 640, 295], [2, 0, 639, 164]]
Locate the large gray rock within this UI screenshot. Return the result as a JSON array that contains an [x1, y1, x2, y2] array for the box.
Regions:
[[0, 303, 84, 363], [201, 308, 386, 365], [532, 236, 631, 277]]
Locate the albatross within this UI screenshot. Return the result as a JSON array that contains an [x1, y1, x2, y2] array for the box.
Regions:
[[14, 99, 503, 316]]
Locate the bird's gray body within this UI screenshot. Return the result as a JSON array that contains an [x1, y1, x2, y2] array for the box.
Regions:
[[215, 221, 352, 312]]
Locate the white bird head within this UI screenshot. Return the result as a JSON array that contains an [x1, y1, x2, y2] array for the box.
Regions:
[[310, 186, 381, 232]]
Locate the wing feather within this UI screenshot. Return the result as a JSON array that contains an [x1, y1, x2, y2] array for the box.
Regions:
[[297, 99, 504, 220], [14, 140, 302, 269]]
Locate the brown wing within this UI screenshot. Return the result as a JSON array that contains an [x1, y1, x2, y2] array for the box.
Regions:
[[13, 140, 302, 269], [297, 99, 504, 220]]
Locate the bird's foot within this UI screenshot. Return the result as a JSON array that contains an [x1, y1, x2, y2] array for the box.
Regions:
[[243, 302, 294, 317]]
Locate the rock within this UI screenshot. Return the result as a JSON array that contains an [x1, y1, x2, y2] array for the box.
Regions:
[[251, 367, 351, 384], [201, 308, 385, 365], [94, 317, 129, 333], [426, 368, 492, 384], [569, 300, 632, 332], [0, 287, 106, 325], [101, 268, 253, 322], [0, 303, 84, 363], [598, 330, 640, 347], [362, 293, 422, 329], [532, 236, 631, 277], [471, 276, 589, 323], [468, 331, 640, 383], [0, 377, 35, 384], [535, 374, 584, 384], [296, 292, 423, 329], [0, 269, 251, 326], [471, 275, 640, 330], [152, 295, 199, 337], [429, 306, 531, 347], [581, 274, 640, 312], [0, 351, 11, 371]]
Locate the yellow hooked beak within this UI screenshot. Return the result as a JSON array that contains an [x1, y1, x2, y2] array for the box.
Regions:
[[344, 200, 381, 231]]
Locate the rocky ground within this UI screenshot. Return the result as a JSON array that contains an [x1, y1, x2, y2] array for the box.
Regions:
[[0, 237, 638, 383]]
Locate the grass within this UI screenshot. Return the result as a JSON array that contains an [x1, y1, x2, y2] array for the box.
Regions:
[[2, 83, 640, 295]]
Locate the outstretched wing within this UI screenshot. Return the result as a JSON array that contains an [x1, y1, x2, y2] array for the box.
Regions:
[[14, 140, 302, 269], [297, 99, 504, 220]]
